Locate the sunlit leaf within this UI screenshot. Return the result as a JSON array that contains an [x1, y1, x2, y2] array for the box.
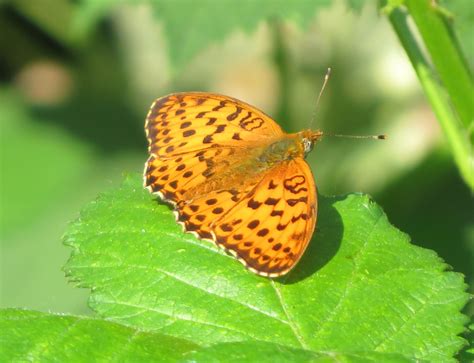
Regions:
[[64, 174, 469, 361], [0, 309, 199, 362]]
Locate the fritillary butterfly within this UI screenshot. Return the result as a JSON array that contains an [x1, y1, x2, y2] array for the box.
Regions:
[[144, 92, 322, 278]]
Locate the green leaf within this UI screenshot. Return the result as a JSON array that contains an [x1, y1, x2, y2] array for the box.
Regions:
[[151, 0, 330, 70], [64, 174, 469, 361], [73, 0, 331, 71], [0, 308, 199, 362], [0, 309, 420, 362], [181, 341, 415, 362], [404, 0, 473, 130]]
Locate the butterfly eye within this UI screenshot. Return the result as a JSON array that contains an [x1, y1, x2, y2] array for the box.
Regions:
[[303, 138, 313, 154]]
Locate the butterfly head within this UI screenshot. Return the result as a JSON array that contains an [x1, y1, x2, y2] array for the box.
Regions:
[[298, 130, 323, 155]]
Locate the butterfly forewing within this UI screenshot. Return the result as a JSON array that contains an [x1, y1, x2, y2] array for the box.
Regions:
[[145, 92, 283, 158]]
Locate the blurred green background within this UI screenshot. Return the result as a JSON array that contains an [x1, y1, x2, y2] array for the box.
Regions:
[[1, 0, 472, 317]]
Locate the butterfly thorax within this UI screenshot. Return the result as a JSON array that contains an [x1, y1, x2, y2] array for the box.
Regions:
[[257, 129, 322, 165], [257, 136, 304, 166]]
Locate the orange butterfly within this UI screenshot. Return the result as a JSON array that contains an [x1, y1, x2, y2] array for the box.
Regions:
[[144, 92, 324, 278]]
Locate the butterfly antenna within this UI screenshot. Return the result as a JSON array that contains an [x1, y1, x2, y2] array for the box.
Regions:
[[325, 133, 387, 140], [309, 68, 386, 141], [309, 67, 331, 130]]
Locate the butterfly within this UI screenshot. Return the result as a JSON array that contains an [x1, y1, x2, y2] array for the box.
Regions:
[[144, 92, 323, 278]]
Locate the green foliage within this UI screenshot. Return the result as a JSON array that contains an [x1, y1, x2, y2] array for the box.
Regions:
[[182, 341, 415, 362], [0, 90, 93, 238], [459, 323, 474, 362], [442, 0, 474, 68], [0, 309, 418, 362], [0, 309, 199, 362], [71, 0, 331, 70], [60, 174, 469, 361], [2, 1, 472, 361], [382, 0, 474, 189], [9, 0, 78, 46], [150, 0, 330, 70]]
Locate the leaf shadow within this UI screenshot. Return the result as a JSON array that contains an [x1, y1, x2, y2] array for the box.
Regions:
[[279, 194, 345, 284]]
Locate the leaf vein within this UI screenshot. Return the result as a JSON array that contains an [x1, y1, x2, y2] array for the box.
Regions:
[[78, 262, 289, 325], [30, 318, 83, 361], [100, 299, 257, 340], [270, 280, 309, 350]]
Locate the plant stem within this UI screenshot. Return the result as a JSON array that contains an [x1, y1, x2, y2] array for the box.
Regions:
[[407, 0, 473, 128], [383, 1, 473, 189]]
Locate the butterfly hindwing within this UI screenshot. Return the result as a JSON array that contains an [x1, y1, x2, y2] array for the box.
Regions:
[[172, 158, 317, 277], [210, 158, 317, 277]]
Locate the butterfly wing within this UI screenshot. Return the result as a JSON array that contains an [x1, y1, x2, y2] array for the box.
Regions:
[[176, 157, 317, 277], [144, 92, 284, 204], [145, 92, 283, 157], [145, 147, 241, 205], [211, 157, 317, 277]]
